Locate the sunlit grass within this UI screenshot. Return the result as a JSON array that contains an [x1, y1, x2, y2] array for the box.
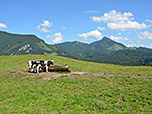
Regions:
[[0, 55, 152, 113]]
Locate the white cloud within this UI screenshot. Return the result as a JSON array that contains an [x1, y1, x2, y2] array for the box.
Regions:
[[138, 44, 152, 49], [37, 20, 52, 32], [91, 10, 133, 23], [127, 44, 137, 47], [37, 25, 50, 32], [146, 19, 152, 23], [91, 10, 149, 31], [45, 35, 51, 38], [107, 21, 148, 31], [86, 10, 97, 13], [97, 26, 106, 31], [128, 40, 142, 47], [110, 35, 129, 41], [127, 40, 146, 48], [91, 16, 102, 23], [127, 39, 152, 49], [51, 32, 63, 43], [138, 31, 152, 40], [61, 26, 68, 30], [0, 23, 7, 28], [77, 30, 102, 40], [41, 20, 53, 27]]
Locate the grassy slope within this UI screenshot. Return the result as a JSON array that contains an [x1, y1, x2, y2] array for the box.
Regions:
[[0, 55, 152, 113]]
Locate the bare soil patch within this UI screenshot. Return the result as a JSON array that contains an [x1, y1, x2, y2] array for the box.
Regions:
[[12, 70, 127, 80]]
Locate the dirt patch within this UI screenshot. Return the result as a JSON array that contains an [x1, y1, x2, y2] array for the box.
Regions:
[[12, 71, 90, 80], [12, 70, 128, 80]]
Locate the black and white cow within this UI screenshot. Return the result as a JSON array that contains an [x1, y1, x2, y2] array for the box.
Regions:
[[28, 60, 36, 72], [28, 60, 54, 73], [36, 60, 54, 73]]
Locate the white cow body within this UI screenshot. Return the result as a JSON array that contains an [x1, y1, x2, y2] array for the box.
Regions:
[[28, 60, 54, 73], [28, 60, 36, 72]]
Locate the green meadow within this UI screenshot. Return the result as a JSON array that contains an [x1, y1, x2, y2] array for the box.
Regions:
[[0, 55, 152, 113]]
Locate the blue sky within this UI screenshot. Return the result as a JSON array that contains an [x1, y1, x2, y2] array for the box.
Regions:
[[0, 0, 152, 48]]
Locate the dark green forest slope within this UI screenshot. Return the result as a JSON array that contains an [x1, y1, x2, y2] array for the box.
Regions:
[[55, 37, 127, 53], [0, 31, 58, 55], [1, 31, 152, 66]]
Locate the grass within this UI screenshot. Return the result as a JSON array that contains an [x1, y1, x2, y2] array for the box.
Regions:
[[0, 55, 152, 113]]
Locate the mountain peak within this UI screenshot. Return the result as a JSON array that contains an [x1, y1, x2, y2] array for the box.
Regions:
[[102, 36, 110, 40], [101, 36, 116, 43], [73, 41, 88, 45], [91, 37, 115, 45], [56, 36, 128, 53]]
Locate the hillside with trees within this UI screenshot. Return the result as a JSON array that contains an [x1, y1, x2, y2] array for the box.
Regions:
[[0, 31, 152, 66]]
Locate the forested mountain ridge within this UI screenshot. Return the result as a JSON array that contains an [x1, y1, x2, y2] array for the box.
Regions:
[[55, 37, 152, 53], [0, 31, 58, 55], [0, 30, 152, 66], [55, 37, 128, 53]]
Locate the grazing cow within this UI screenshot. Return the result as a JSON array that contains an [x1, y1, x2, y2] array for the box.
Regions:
[[35, 60, 54, 73]]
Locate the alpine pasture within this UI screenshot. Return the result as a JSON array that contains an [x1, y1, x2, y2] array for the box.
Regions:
[[0, 55, 152, 113]]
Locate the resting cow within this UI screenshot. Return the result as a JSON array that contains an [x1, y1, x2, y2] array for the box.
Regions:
[[28, 60, 36, 72], [36, 60, 54, 73], [28, 60, 54, 73]]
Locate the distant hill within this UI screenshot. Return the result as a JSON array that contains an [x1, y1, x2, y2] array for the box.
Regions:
[[0, 31, 58, 55], [136, 47, 152, 52], [55, 37, 127, 53], [1, 31, 152, 66]]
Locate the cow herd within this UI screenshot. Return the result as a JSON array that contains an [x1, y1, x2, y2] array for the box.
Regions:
[[28, 60, 54, 73]]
